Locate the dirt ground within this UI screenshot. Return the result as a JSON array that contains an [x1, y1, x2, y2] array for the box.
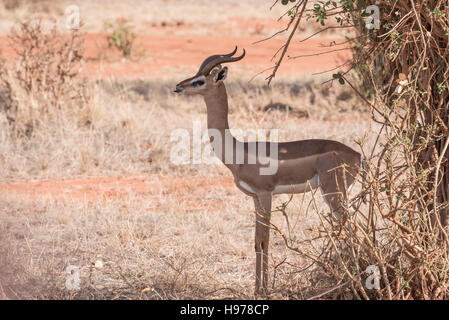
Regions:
[[0, 32, 351, 79], [0, 175, 235, 213]]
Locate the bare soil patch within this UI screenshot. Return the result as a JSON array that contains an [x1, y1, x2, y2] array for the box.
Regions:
[[0, 33, 351, 79], [0, 175, 235, 213]]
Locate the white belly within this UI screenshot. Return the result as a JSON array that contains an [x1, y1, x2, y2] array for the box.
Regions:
[[237, 174, 320, 196], [272, 174, 319, 195], [238, 180, 257, 194]]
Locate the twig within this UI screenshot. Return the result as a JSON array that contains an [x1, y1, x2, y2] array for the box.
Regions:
[[288, 47, 351, 59], [306, 281, 349, 300], [266, 1, 307, 85]]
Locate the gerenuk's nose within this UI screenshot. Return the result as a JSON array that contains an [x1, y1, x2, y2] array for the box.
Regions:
[[174, 85, 183, 94]]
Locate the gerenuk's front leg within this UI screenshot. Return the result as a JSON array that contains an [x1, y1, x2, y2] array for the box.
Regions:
[[254, 192, 272, 295]]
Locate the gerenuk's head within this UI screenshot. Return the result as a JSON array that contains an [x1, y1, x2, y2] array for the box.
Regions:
[[174, 46, 245, 96]]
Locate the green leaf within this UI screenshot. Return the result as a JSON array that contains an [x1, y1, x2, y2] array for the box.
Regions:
[[357, 0, 366, 9], [281, 0, 289, 5]]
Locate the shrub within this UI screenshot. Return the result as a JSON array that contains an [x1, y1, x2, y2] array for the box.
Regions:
[[269, 0, 449, 300], [0, 19, 86, 136], [105, 18, 137, 58]]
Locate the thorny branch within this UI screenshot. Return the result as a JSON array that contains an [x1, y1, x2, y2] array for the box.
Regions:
[[264, 0, 449, 299]]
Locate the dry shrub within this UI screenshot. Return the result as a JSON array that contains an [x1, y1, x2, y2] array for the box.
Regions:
[[269, 0, 448, 299], [346, 0, 448, 299], [0, 19, 86, 136], [2, 0, 56, 14], [3, 0, 21, 10]]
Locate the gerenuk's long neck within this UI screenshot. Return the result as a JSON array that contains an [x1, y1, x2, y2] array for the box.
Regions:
[[203, 83, 238, 173], [204, 82, 230, 131]]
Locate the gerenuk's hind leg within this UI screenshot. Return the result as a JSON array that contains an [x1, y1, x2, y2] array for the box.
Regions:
[[317, 152, 356, 222]]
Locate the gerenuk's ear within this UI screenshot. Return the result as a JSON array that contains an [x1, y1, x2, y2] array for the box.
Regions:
[[213, 66, 228, 83]]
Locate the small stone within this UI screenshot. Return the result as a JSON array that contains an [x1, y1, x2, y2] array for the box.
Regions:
[[94, 260, 103, 269]]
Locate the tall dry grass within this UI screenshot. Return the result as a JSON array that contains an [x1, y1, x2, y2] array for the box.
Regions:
[[0, 18, 372, 299]]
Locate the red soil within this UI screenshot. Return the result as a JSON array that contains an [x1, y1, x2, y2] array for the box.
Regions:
[[88, 33, 351, 78], [0, 176, 236, 212], [0, 32, 351, 79]]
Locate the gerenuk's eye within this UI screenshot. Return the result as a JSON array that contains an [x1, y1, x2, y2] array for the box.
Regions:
[[192, 80, 205, 87]]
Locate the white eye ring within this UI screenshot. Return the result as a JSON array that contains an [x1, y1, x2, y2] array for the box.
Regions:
[[191, 76, 206, 88]]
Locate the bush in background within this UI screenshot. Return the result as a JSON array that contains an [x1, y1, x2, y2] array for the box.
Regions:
[[0, 19, 86, 136], [105, 18, 137, 59]]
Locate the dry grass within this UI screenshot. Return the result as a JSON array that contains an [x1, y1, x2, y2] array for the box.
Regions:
[[0, 59, 373, 300], [0, 72, 373, 299], [0, 73, 367, 181], [0, 178, 364, 299], [0, 0, 350, 38], [0, 3, 376, 300], [0, 0, 283, 34]]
